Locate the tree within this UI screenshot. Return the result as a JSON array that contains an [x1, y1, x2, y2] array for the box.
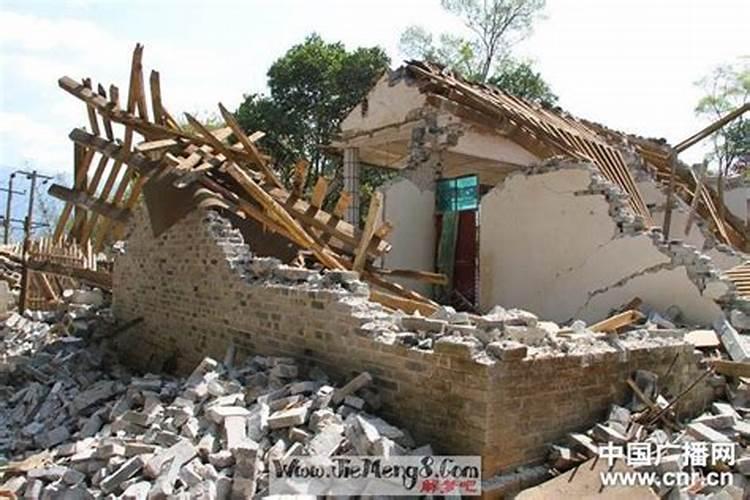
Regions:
[[694, 60, 750, 213], [487, 58, 557, 105], [400, 0, 546, 82], [235, 34, 390, 190]]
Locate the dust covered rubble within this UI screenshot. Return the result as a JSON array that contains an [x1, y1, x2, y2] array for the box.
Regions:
[[541, 367, 750, 499], [359, 302, 690, 363], [0, 303, 430, 499]]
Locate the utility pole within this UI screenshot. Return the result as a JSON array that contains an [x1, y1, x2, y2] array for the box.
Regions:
[[17, 169, 54, 311], [0, 173, 25, 244]]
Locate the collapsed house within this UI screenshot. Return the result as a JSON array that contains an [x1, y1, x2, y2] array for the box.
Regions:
[[2, 45, 750, 498], [333, 61, 749, 326]]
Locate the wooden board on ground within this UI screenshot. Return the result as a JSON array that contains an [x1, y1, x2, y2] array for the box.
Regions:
[[515, 459, 658, 500], [710, 359, 750, 378]]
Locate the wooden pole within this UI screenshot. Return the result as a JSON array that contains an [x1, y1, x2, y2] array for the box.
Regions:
[[662, 152, 678, 242]]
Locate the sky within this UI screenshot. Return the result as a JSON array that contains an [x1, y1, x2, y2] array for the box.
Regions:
[[0, 0, 747, 181]]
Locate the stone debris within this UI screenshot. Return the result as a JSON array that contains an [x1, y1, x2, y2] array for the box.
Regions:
[[0, 295, 430, 499], [541, 368, 750, 498]]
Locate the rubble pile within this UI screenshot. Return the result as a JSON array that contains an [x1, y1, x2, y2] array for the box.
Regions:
[[363, 302, 692, 362], [0, 296, 430, 499], [545, 367, 750, 498]]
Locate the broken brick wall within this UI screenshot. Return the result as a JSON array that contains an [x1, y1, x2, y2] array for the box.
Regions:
[[113, 207, 712, 477], [112, 208, 488, 458]]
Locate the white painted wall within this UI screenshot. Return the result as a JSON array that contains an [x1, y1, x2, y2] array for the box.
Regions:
[[341, 74, 426, 135], [636, 177, 745, 270], [479, 167, 723, 326], [724, 185, 749, 227], [449, 128, 539, 167], [380, 178, 436, 296]]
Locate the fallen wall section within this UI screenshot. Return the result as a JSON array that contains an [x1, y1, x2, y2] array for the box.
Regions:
[[113, 207, 713, 477]]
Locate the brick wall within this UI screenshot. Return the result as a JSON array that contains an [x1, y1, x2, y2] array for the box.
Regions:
[[113, 207, 712, 477]]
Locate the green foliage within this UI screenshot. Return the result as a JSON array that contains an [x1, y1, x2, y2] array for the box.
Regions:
[[487, 59, 557, 105], [400, 0, 546, 83], [695, 59, 749, 176], [235, 34, 390, 188], [400, 26, 478, 78]]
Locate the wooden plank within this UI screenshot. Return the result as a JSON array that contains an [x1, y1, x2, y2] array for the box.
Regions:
[[363, 270, 437, 306], [48, 184, 131, 222], [109, 173, 150, 243], [217, 103, 283, 189], [226, 163, 345, 270], [70, 143, 92, 239], [82, 78, 100, 136], [26, 259, 112, 290], [97, 84, 114, 140], [135, 138, 180, 157], [353, 192, 382, 272], [70, 154, 110, 241], [53, 144, 94, 242], [36, 272, 58, 302], [590, 310, 644, 333], [132, 44, 149, 121], [710, 359, 750, 378], [371, 267, 448, 285], [267, 186, 391, 257], [149, 70, 164, 125], [87, 45, 143, 250], [292, 159, 308, 197], [333, 192, 352, 218], [310, 177, 328, 209], [67, 128, 157, 176], [93, 168, 136, 251], [369, 289, 436, 316]]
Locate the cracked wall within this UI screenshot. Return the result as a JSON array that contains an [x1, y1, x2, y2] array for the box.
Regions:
[[479, 161, 727, 325]]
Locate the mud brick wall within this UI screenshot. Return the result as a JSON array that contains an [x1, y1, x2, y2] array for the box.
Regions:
[[113, 207, 712, 477]]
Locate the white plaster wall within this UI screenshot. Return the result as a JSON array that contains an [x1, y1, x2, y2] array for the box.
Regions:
[[724, 185, 749, 227], [380, 178, 436, 296], [636, 178, 745, 271], [448, 128, 539, 167], [480, 167, 723, 326], [341, 75, 426, 135]]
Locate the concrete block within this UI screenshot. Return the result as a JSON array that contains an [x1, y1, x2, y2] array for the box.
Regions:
[[332, 372, 372, 404], [591, 424, 627, 445], [186, 357, 219, 387], [400, 315, 446, 333], [206, 406, 250, 424], [144, 439, 197, 479], [736, 456, 750, 475], [124, 443, 159, 457], [686, 422, 731, 443], [268, 405, 309, 430], [345, 415, 381, 454], [208, 450, 235, 469], [308, 423, 344, 456], [733, 420, 750, 438], [231, 476, 257, 499], [714, 318, 750, 362], [122, 481, 150, 500], [487, 340, 527, 360], [694, 413, 735, 430], [223, 415, 247, 450], [99, 455, 145, 494], [730, 309, 750, 331]]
